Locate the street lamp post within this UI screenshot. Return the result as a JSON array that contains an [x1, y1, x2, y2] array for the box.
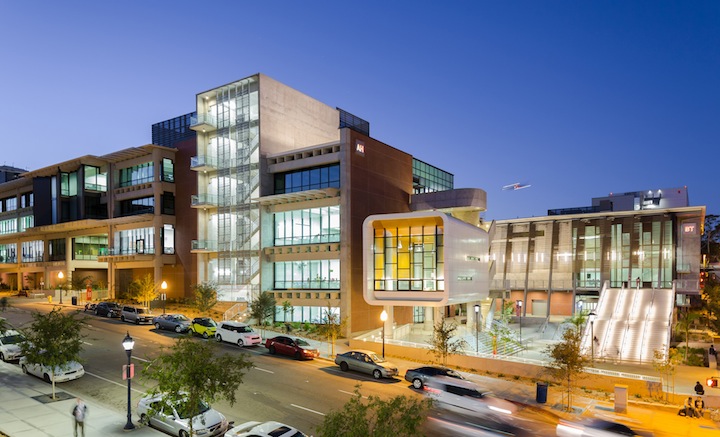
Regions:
[[122, 332, 135, 430], [380, 310, 388, 358], [474, 304, 480, 353], [58, 271, 64, 305], [589, 311, 597, 365], [160, 281, 168, 315]]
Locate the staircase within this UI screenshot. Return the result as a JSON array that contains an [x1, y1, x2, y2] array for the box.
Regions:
[[585, 282, 674, 363]]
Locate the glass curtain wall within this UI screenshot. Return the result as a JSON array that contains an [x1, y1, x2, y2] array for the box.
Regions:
[[274, 260, 340, 289], [274, 206, 340, 246], [373, 225, 444, 292]]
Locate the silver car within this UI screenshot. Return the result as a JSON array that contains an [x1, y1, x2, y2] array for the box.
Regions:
[[137, 393, 229, 437], [153, 314, 192, 333], [334, 349, 398, 379]]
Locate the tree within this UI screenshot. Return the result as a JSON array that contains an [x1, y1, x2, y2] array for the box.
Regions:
[[142, 336, 253, 435], [282, 300, 294, 322], [129, 274, 160, 309], [675, 310, 701, 363], [703, 214, 720, 264], [20, 308, 85, 399], [192, 282, 218, 315], [544, 312, 589, 412], [316, 303, 347, 357], [249, 291, 276, 337], [653, 346, 682, 401], [315, 384, 431, 437], [701, 272, 720, 334], [427, 315, 466, 366]]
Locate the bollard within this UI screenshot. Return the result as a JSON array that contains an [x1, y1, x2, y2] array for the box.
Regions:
[[48, 295, 52, 304]]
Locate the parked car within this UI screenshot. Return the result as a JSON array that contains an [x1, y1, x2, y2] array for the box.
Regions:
[[190, 317, 217, 339], [121, 305, 153, 324], [83, 302, 97, 313], [153, 314, 192, 333], [137, 393, 229, 437], [19, 357, 85, 383], [423, 376, 517, 417], [405, 366, 465, 389], [265, 335, 319, 360], [95, 302, 122, 318], [556, 418, 653, 436], [0, 329, 26, 362], [215, 321, 262, 347], [225, 420, 307, 437], [334, 349, 398, 379]]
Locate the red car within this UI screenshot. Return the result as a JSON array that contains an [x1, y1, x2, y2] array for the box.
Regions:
[[265, 335, 320, 360]]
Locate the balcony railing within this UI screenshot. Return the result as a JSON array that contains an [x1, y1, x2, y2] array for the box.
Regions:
[[191, 194, 220, 208], [190, 113, 217, 132], [191, 240, 218, 252], [190, 155, 218, 171]]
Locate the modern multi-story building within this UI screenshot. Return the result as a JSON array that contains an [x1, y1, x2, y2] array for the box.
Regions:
[[488, 190, 704, 362], [0, 145, 190, 298], [187, 73, 488, 333]]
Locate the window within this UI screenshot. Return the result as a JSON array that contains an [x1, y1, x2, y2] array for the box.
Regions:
[[162, 158, 174, 182], [119, 162, 154, 187], [48, 239, 66, 262], [120, 197, 154, 216], [19, 215, 33, 232], [21, 240, 44, 263], [274, 164, 340, 194], [115, 227, 155, 255], [84, 165, 107, 192], [61, 172, 78, 196], [373, 225, 444, 292], [0, 218, 17, 235], [0, 244, 17, 263], [274, 260, 340, 289], [2, 197, 17, 212], [73, 235, 108, 260], [161, 192, 175, 215], [163, 224, 175, 254], [274, 206, 340, 246]]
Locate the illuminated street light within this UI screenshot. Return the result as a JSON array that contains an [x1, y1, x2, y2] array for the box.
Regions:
[[160, 280, 168, 315], [380, 310, 388, 358], [122, 332, 135, 430], [58, 271, 64, 305]]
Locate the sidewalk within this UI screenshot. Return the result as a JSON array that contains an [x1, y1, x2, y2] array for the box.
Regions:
[[0, 360, 161, 437]]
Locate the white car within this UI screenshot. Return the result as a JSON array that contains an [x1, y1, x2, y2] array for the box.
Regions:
[[225, 421, 307, 437], [19, 357, 85, 383], [137, 393, 229, 437], [0, 330, 26, 362], [424, 376, 517, 417], [215, 321, 262, 347]]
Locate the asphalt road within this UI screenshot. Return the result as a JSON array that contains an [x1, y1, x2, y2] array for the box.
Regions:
[[3, 299, 554, 436]]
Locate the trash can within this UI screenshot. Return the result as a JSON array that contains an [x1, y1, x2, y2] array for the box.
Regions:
[[71, 296, 78, 306], [536, 382, 548, 404]]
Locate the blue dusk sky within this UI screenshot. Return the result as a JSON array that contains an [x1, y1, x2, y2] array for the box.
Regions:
[[0, 1, 717, 219]]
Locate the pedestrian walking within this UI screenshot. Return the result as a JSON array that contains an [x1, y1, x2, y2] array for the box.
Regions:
[[710, 344, 717, 359], [72, 398, 88, 437]]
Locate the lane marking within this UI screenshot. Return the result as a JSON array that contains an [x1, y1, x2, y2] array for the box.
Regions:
[[85, 371, 144, 394], [339, 389, 369, 399], [252, 366, 274, 374], [82, 341, 93, 346], [290, 404, 325, 416], [132, 356, 150, 363]]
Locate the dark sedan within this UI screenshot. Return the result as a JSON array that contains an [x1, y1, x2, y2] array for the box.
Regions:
[[265, 335, 320, 360], [404, 366, 465, 389], [94, 302, 121, 318], [152, 314, 191, 333]]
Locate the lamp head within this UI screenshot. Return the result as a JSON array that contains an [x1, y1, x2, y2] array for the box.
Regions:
[[58, 271, 64, 280], [380, 310, 388, 322], [161, 280, 168, 290], [474, 304, 480, 313], [122, 332, 135, 352]]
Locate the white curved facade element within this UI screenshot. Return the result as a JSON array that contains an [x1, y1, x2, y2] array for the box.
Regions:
[[363, 211, 489, 307]]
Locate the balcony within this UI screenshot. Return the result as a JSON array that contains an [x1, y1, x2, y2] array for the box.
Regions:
[[191, 193, 220, 208], [190, 155, 218, 172], [191, 240, 218, 253], [190, 113, 216, 133]]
